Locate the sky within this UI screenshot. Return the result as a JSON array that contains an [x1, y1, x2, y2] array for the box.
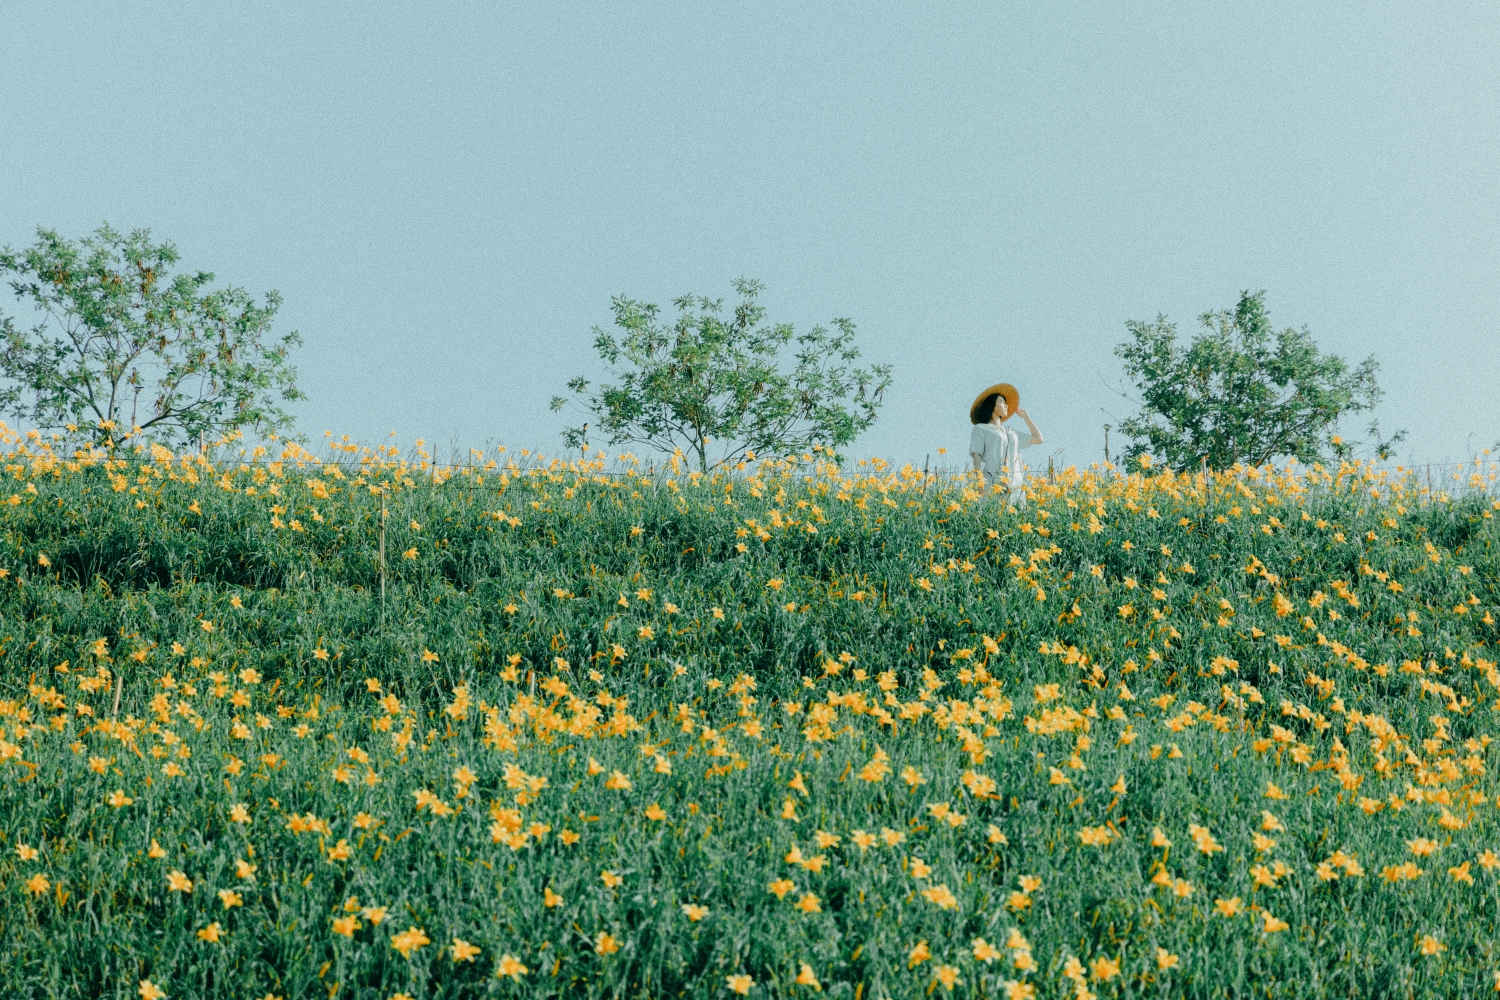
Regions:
[[3, 2, 1498, 472]]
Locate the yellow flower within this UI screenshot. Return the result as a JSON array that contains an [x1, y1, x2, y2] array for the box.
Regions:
[[166, 871, 193, 893], [1156, 948, 1179, 970], [768, 879, 795, 899], [450, 938, 481, 962], [1417, 934, 1446, 956], [1214, 897, 1244, 917], [1078, 825, 1115, 846], [1262, 912, 1289, 933], [390, 926, 431, 958], [907, 940, 931, 968], [496, 954, 529, 980], [933, 965, 960, 991], [148, 839, 167, 859], [1381, 862, 1425, 882], [726, 974, 754, 995], [796, 892, 822, 914], [795, 962, 821, 989], [595, 931, 621, 955], [196, 922, 223, 943], [1408, 837, 1440, 857], [601, 870, 623, 888], [920, 884, 959, 910], [138, 981, 166, 1000], [16, 843, 38, 861], [108, 790, 133, 808], [605, 770, 633, 791], [1188, 824, 1223, 855], [544, 887, 564, 907], [972, 937, 1001, 963], [25, 874, 50, 896], [332, 916, 360, 937], [361, 905, 388, 925], [681, 902, 709, 921]]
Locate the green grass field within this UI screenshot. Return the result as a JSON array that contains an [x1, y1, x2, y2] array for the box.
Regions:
[[1, 435, 1497, 999]]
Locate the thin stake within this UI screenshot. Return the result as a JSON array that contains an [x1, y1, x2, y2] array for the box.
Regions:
[[379, 498, 387, 624], [111, 671, 122, 721]]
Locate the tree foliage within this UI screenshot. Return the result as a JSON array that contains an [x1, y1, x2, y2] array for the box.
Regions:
[[1114, 290, 1400, 470], [552, 279, 892, 471], [0, 224, 303, 446]]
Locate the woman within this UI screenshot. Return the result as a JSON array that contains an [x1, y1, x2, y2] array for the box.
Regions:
[[969, 382, 1044, 502]]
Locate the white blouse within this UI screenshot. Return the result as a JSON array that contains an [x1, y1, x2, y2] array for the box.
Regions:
[[969, 422, 1035, 492]]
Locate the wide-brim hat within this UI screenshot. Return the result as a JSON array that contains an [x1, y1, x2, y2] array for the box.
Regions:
[[970, 383, 1018, 424]]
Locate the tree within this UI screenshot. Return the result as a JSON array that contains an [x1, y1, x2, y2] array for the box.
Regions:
[[551, 279, 892, 472], [1113, 290, 1401, 470], [0, 224, 303, 447]]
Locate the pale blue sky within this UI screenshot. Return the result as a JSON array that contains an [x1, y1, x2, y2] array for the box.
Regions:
[[3, 3, 1497, 468]]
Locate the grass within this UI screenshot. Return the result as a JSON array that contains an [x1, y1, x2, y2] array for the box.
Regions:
[[0, 433, 1497, 999]]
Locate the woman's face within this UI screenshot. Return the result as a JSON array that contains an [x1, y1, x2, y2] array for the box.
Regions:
[[992, 396, 1009, 422]]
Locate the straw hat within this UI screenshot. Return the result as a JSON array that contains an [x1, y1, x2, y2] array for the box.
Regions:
[[969, 383, 1018, 424]]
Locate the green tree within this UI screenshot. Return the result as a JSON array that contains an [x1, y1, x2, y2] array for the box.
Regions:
[[551, 279, 892, 472], [0, 223, 303, 447], [1113, 290, 1400, 470]]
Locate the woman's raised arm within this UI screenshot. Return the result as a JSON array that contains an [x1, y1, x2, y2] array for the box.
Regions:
[[1015, 407, 1044, 446]]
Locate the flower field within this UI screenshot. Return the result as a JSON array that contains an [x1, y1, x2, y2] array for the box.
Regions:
[[1, 432, 1498, 999]]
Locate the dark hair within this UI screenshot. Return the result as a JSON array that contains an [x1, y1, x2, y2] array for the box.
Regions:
[[972, 393, 999, 425]]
